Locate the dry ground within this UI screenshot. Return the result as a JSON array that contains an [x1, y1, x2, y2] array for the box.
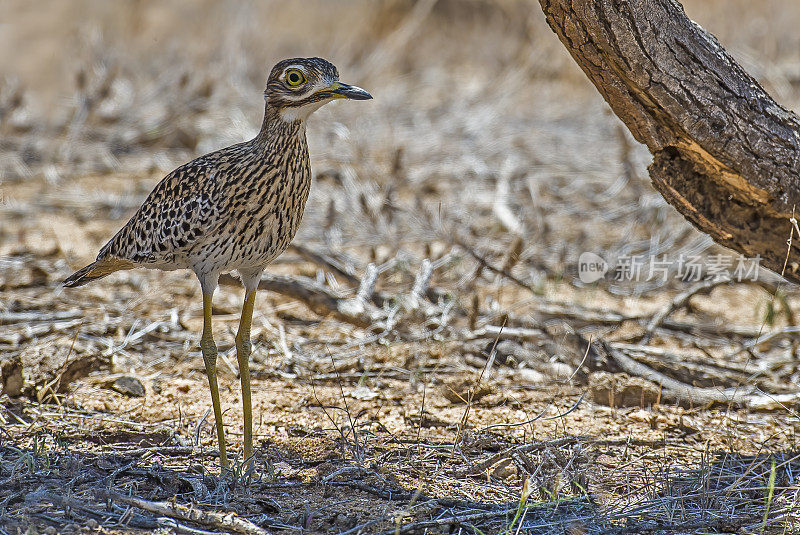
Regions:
[[2, 1, 800, 533]]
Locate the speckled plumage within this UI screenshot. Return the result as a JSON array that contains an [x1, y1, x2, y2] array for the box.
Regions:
[[95, 111, 311, 291], [64, 57, 368, 294]]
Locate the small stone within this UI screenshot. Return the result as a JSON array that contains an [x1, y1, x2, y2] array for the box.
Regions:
[[151, 378, 163, 394], [517, 368, 546, 384], [350, 385, 378, 400], [334, 512, 357, 528], [588, 371, 660, 408], [490, 458, 518, 480], [627, 408, 653, 423], [0, 353, 24, 397], [272, 461, 295, 477], [86, 518, 99, 529], [111, 375, 145, 397]]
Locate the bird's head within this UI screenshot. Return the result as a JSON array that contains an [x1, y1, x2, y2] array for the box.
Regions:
[[265, 57, 372, 122]]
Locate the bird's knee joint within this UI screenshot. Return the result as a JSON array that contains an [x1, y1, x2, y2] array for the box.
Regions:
[[200, 338, 218, 357]]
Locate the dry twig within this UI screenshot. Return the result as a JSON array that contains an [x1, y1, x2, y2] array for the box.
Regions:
[[101, 491, 271, 535], [643, 277, 732, 341], [219, 273, 375, 327], [603, 341, 800, 409]]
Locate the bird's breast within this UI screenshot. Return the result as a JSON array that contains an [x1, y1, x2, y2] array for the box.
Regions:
[[216, 139, 312, 270]]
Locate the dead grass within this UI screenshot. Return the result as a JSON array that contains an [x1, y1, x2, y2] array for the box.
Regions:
[[2, 0, 800, 533]]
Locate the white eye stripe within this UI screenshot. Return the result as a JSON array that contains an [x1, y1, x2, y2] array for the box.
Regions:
[[283, 65, 306, 77]]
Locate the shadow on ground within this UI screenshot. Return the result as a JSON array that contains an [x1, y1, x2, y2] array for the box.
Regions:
[[1, 424, 796, 534]]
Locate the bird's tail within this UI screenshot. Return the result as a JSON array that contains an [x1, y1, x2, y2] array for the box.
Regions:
[[63, 257, 134, 287]]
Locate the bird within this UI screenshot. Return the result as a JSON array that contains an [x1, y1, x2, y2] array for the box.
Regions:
[[63, 57, 372, 469]]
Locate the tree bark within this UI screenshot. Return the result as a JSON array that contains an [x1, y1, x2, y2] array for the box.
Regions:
[[538, 0, 800, 282]]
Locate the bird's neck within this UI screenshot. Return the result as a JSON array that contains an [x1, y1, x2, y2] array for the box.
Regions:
[[253, 103, 306, 150]]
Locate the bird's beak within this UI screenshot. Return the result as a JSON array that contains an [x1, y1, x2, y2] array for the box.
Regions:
[[326, 81, 372, 100]]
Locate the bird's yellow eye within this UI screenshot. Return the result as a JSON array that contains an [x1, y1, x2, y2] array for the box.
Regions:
[[285, 69, 306, 87]]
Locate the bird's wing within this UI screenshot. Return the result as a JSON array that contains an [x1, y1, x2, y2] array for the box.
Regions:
[[97, 150, 233, 265]]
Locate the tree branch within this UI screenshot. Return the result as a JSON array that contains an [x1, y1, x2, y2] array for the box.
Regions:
[[539, 0, 800, 281]]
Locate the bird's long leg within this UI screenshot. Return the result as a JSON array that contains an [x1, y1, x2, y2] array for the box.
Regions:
[[235, 288, 256, 466], [201, 290, 229, 468]]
